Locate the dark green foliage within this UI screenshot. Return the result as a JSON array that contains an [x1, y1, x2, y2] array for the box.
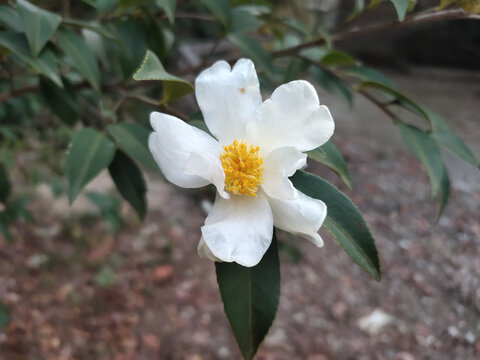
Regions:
[[216, 234, 280, 360], [291, 171, 381, 281], [108, 150, 147, 220]]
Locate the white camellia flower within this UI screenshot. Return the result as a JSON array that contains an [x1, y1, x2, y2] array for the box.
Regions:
[[149, 58, 335, 267]]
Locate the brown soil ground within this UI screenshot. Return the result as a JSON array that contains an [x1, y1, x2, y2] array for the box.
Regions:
[[1, 68, 479, 360]]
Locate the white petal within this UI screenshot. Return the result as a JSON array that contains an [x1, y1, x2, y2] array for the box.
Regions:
[[149, 112, 224, 193], [262, 147, 307, 200], [195, 58, 262, 144], [197, 237, 222, 262], [267, 190, 327, 247], [201, 193, 273, 267], [185, 152, 229, 199], [247, 80, 334, 155]]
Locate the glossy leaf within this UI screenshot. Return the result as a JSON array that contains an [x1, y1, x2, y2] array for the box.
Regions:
[[108, 150, 147, 220], [396, 122, 444, 197], [17, 0, 62, 56], [133, 50, 194, 104], [107, 123, 160, 173], [114, 18, 149, 77], [311, 66, 353, 107], [216, 234, 280, 360], [39, 77, 79, 125], [67, 128, 116, 203], [425, 109, 479, 168], [291, 170, 381, 281], [0, 31, 62, 86], [308, 140, 352, 188], [56, 28, 101, 92], [0, 5, 23, 31], [321, 50, 358, 67], [155, 0, 176, 24], [344, 66, 394, 87]]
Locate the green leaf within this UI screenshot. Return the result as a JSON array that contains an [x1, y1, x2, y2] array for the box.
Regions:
[[396, 122, 444, 197], [133, 50, 194, 104], [107, 123, 160, 173], [358, 81, 426, 117], [0, 5, 23, 32], [113, 18, 148, 78], [347, 0, 365, 21], [425, 109, 479, 168], [155, 0, 176, 24], [283, 58, 309, 83], [230, 7, 263, 34], [438, 162, 450, 218], [291, 170, 381, 281], [39, 77, 79, 125], [0, 164, 11, 203], [308, 140, 352, 188], [321, 50, 358, 67], [67, 128, 116, 203], [201, 0, 231, 26], [17, 0, 62, 56], [216, 234, 280, 360], [227, 33, 276, 80], [311, 66, 353, 107], [353, 77, 475, 172], [388, 0, 410, 21], [0, 31, 62, 86], [0, 302, 9, 328], [108, 150, 147, 220], [56, 28, 101, 92], [344, 66, 394, 87]]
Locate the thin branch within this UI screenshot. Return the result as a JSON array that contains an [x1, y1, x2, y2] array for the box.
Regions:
[[0, 79, 158, 104], [357, 89, 399, 123], [273, 8, 480, 58], [112, 93, 188, 121]]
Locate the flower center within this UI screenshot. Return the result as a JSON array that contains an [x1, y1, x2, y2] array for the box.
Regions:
[[220, 140, 264, 197]]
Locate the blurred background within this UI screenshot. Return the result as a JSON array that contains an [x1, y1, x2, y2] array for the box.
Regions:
[[0, 0, 479, 359]]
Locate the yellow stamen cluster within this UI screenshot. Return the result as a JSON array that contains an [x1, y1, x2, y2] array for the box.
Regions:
[[220, 140, 264, 196]]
